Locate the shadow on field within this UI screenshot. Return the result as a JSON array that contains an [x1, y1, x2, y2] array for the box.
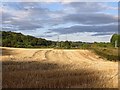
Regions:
[[3, 61, 103, 88], [2, 61, 60, 71], [2, 48, 14, 56]]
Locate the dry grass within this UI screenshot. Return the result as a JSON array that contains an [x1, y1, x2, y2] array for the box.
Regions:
[[1, 47, 118, 88], [92, 47, 119, 61], [2, 61, 101, 88]]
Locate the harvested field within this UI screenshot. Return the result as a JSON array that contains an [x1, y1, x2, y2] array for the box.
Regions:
[[1, 47, 118, 88]]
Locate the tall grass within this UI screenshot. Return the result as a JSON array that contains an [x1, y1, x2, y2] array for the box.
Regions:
[[92, 47, 119, 61]]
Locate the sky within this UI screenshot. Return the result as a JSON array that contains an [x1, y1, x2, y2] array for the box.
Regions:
[[1, 1, 118, 42]]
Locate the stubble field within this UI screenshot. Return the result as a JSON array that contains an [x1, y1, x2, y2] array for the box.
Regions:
[[1, 47, 118, 88]]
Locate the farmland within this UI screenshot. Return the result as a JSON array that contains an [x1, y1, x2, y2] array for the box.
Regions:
[[1, 47, 118, 88]]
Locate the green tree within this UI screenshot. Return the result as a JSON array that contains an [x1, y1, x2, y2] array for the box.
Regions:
[[111, 34, 120, 47]]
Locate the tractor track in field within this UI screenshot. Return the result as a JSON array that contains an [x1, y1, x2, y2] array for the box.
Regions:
[[1, 47, 118, 88]]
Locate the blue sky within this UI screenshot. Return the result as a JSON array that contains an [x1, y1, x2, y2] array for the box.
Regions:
[[1, 2, 118, 42]]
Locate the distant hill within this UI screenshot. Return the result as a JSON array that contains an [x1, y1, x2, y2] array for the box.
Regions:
[[1, 31, 84, 48], [2, 31, 55, 48]]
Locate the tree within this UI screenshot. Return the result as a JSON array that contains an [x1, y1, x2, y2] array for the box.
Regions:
[[64, 41, 71, 49], [110, 34, 120, 47]]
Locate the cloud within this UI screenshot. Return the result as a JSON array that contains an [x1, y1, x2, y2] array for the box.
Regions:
[[2, 2, 49, 31], [1, 2, 118, 42], [40, 34, 57, 38], [3, 0, 119, 3], [63, 13, 117, 25], [91, 32, 114, 36], [2, 18, 43, 31], [64, 2, 107, 13], [50, 25, 118, 34], [11, 0, 80, 3]]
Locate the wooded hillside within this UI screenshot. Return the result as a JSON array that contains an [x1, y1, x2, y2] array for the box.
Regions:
[[2, 31, 55, 48]]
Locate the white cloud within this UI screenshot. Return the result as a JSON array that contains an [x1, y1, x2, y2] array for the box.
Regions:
[[2, 0, 119, 2], [1, 2, 118, 42]]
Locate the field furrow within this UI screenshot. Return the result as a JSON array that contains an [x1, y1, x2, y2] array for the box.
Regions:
[[1, 47, 118, 88]]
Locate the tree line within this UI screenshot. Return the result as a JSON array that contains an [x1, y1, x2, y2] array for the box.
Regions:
[[1, 31, 120, 48], [1, 31, 84, 48]]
